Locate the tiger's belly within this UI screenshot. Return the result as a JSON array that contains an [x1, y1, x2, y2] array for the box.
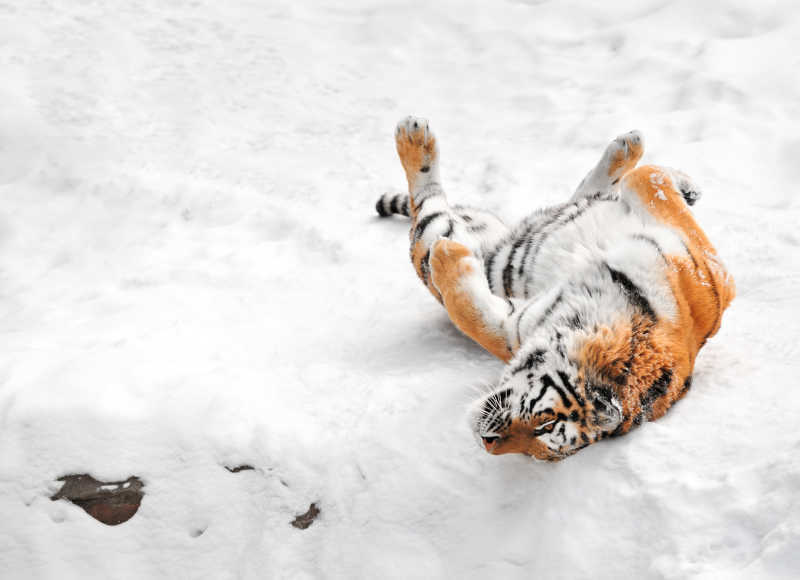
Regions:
[[493, 198, 689, 323]]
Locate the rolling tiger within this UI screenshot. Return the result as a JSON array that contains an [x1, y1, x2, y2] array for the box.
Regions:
[[375, 116, 735, 461]]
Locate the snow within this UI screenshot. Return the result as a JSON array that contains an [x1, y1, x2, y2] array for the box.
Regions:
[[1, 0, 799, 578]]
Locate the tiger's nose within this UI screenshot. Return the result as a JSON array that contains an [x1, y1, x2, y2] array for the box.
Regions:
[[481, 435, 499, 451]]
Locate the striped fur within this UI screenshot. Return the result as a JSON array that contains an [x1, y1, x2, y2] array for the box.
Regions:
[[376, 192, 411, 217], [377, 117, 735, 461]]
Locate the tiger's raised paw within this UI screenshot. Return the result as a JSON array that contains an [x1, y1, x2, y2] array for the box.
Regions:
[[603, 130, 644, 183], [395, 116, 439, 193]]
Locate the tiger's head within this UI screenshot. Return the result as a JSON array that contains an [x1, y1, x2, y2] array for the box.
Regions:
[[470, 338, 624, 461]]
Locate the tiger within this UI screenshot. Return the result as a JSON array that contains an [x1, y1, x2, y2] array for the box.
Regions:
[[375, 116, 735, 461]]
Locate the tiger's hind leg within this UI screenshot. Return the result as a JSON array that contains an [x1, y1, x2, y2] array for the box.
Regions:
[[392, 116, 516, 361], [619, 165, 735, 345], [572, 130, 644, 200], [393, 116, 508, 299]]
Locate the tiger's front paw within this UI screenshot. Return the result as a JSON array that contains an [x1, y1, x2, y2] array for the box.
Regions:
[[430, 239, 477, 296], [395, 116, 439, 192]]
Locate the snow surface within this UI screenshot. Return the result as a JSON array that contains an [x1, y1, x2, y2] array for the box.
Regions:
[[1, 0, 800, 578]]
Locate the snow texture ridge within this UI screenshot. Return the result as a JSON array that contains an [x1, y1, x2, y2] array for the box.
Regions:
[[1, 0, 799, 578]]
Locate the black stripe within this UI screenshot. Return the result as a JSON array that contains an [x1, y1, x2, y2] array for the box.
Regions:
[[556, 371, 585, 407], [420, 248, 431, 286], [484, 250, 498, 292], [605, 265, 656, 320], [536, 292, 563, 328], [518, 392, 528, 415], [516, 212, 566, 278], [523, 194, 613, 288], [514, 291, 563, 346], [401, 197, 410, 216], [619, 316, 649, 387], [390, 195, 400, 214], [513, 207, 569, 291], [541, 374, 572, 408], [527, 384, 549, 414], [641, 368, 673, 411], [631, 234, 666, 262], [566, 312, 583, 330], [441, 219, 454, 239], [514, 302, 534, 347], [413, 212, 444, 241], [503, 236, 529, 296], [511, 349, 546, 375], [376, 197, 390, 217]]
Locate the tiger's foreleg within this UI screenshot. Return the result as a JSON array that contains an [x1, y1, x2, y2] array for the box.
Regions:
[[571, 130, 644, 200]]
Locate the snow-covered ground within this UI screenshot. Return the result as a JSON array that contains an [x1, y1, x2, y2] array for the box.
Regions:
[[1, 0, 799, 578]]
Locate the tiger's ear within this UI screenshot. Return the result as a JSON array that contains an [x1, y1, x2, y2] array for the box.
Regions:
[[587, 385, 623, 430]]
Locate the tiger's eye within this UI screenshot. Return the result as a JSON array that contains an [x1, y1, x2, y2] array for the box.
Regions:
[[533, 420, 556, 436]]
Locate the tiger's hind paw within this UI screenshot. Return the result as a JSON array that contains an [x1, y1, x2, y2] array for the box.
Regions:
[[395, 116, 439, 193], [669, 169, 703, 206]]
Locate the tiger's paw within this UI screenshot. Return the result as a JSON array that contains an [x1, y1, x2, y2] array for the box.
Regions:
[[603, 130, 644, 183], [395, 116, 439, 193], [430, 239, 477, 296]]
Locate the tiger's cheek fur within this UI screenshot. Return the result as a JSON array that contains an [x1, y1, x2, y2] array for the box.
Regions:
[[490, 420, 562, 460]]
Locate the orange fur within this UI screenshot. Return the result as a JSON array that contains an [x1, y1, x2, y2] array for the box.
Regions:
[[577, 316, 691, 433], [607, 137, 644, 181], [486, 418, 563, 460], [573, 165, 736, 435], [430, 240, 512, 362], [622, 166, 736, 350], [395, 125, 437, 196]]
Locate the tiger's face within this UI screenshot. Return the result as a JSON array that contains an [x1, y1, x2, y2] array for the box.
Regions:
[[470, 346, 623, 460]]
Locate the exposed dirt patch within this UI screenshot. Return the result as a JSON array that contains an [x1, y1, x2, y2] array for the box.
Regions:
[[291, 502, 320, 529], [51, 474, 143, 526]]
